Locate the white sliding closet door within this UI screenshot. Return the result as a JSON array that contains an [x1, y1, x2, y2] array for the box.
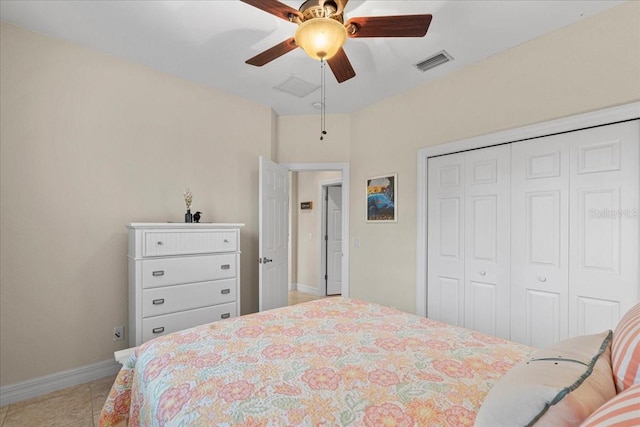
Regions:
[[511, 134, 571, 348], [568, 120, 639, 336], [428, 146, 511, 338]]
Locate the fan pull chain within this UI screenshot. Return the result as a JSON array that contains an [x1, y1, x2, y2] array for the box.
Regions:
[[320, 59, 327, 141]]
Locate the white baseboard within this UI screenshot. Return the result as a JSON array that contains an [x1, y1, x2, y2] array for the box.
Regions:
[[0, 359, 121, 407], [294, 283, 323, 297], [288, 282, 297, 291]]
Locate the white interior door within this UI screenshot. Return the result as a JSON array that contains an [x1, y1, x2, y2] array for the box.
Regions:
[[326, 185, 342, 295], [259, 157, 289, 311]]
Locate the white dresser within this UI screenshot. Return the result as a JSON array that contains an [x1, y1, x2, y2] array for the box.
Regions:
[[127, 223, 243, 346]]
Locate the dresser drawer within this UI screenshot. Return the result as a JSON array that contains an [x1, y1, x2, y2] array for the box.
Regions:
[[142, 278, 236, 317], [143, 230, 237, 257], [142, 303, 236, 342], [141, 254, 236, 289]]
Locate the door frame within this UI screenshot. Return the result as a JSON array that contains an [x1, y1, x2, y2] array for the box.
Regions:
[[319, 178, 343, 296], [416, 101, 640, 317], [283, 162, 350, 297]]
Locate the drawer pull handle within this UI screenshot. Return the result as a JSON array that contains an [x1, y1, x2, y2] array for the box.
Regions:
[[152, 327, 165, 334], [221, 313, 231, 319], [221, 289, 231, 294], [539, 276, 547, 283], [224, 239, 229, 243], [152, 298, 165, 305], [157, 241, 163, 246], [221, 264, 230, 270], [152, 270, 165, 277]]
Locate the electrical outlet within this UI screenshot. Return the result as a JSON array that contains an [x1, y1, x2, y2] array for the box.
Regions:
[[113, 326, 124, 341]]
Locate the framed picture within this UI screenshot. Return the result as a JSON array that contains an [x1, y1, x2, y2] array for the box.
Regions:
[[366, 173, 397, 222]]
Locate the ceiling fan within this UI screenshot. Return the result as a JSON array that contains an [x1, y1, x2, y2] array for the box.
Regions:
[[240, 0, 433, 83]]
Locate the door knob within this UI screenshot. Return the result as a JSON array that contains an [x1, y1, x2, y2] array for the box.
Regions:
[[479, 271, 486, 276], [539, 276, 547, 282], [259, 257, 273, 264]]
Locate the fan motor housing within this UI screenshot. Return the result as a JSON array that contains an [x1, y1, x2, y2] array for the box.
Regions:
[[299, 0, 344, 23]]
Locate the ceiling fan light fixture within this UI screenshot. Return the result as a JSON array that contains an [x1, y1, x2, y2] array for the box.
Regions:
[[294, 17, 346, 60]]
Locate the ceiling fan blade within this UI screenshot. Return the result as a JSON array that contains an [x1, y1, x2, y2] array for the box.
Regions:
[[246, 38, 298, 66], [346, 14, 432, 38], [327, 48, 356, 83], [240, 0, 302, 21]]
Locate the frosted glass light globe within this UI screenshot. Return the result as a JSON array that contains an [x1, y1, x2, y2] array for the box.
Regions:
[[295, 18, 347, 60]]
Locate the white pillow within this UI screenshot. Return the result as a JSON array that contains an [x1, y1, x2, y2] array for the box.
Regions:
[[476, 331, 616, 427]]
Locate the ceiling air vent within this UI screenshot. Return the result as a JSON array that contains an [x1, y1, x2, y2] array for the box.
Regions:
[[274, 76, 320, 98], [415, 50, 453, 72]]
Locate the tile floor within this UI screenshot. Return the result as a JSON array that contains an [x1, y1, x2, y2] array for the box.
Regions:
[[0, 291, 328, 426], [288, 289, 326, 305], [0, 373, 116, 427]]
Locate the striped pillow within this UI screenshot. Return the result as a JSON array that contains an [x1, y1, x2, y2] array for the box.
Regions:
[[579, 382, 640, 427], [612, 303, 640, 393]]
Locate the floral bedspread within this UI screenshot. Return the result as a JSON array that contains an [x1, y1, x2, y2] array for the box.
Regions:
[[99, 298, 532, 426]]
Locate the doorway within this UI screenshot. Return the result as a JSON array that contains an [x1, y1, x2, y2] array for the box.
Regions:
[[288, 171, 342, 300], [284, 163, 349, 304]]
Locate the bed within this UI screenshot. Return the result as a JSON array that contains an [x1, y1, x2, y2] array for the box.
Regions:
[[99, 297, 533, 426]]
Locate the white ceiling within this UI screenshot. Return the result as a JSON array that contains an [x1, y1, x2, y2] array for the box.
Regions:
[[0, 0, 624, 115]]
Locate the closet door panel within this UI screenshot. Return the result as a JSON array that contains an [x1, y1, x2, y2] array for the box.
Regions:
[[467, 280, 498, 336], [470, 195, 497, 261], [528, 191, 561, 265], [577, 297, 621, 335], [525, 290, 562, 346], [569, 120, 640, 336], [431, 276, 463, 326], [579, 188, 619, 271], [511, 136, 570, 347], [464, 145, 511, 338], [438, 197, 461, 257], [428, 154, 465, 326]]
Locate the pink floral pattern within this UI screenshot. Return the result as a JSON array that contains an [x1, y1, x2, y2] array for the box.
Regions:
[[261, 344, 294, 359], [364, 403, 414, 427], [156, 384, 191, 424], [218, 380, 255, 402], [99, 298, 532, 426], [433, 360, 475, 379], [302, 367, 341, 390], [368, 369, 400, 387]]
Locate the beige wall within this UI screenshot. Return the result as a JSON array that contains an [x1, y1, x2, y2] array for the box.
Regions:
[[276, 114, 351, 163], [0, 23, 273, 386], [293, 171, 342, 293], [347, 2, 640, 313]]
